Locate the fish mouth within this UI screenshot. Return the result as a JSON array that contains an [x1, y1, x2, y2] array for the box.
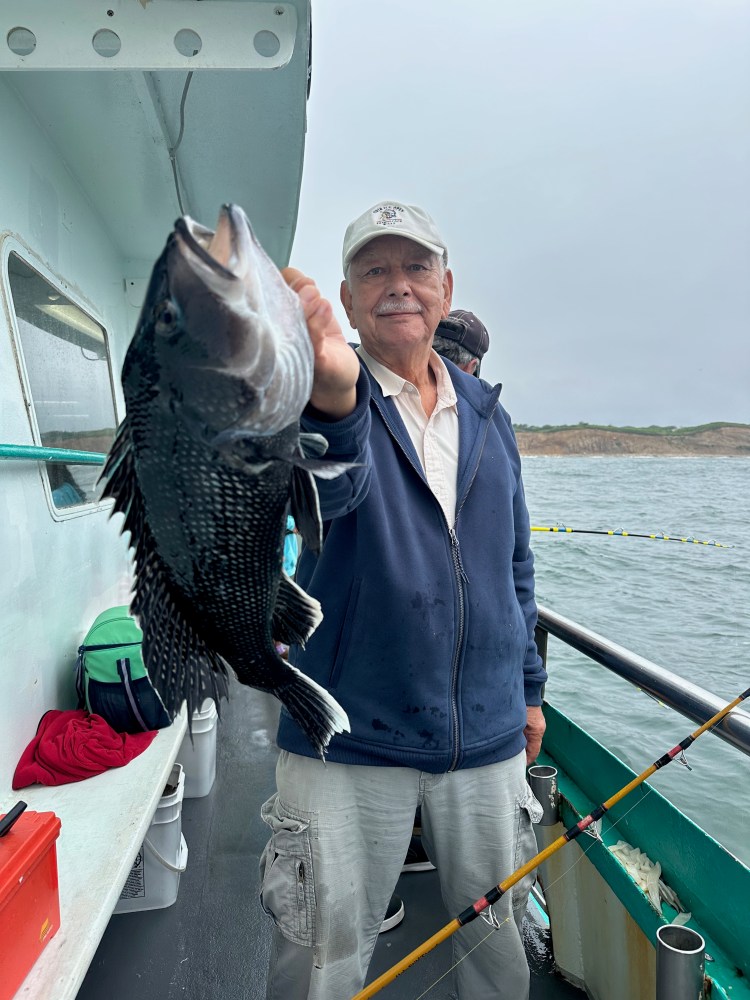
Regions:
[[174, 204, 250, 283]]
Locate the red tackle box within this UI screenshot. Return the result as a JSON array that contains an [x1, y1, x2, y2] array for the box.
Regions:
[[0, 809, 61, 1000]]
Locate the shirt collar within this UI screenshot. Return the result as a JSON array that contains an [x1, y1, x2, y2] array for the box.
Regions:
[[356, 344, 458, 407], [356, 345, 406, 398]]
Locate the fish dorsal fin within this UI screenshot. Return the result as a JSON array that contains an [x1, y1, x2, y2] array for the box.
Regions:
[[99, 416, 147, 543], [271, 573, 323, 647], [133, 565, 230, 726], [99, 417, 229, 722]]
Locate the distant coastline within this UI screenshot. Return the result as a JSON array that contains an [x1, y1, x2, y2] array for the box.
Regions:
[[513, 422, 750, 457]]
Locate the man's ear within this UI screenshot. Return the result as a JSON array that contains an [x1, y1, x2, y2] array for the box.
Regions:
[[340, 280, 358, 330], [441, 268, 454, 317], [465, 357, 479, 376]]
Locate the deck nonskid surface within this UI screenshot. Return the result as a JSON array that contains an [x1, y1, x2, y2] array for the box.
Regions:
[[78, 679, 580, 1000]]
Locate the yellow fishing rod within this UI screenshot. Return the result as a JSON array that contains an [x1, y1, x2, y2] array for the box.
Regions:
[[532, 525, 732, 547], [352, 685, 750, 1000]]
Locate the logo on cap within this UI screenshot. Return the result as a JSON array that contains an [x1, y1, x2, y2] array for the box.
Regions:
[[373, 204, 405, 228]]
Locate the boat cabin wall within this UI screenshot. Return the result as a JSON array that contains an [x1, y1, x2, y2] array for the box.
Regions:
[[0, 74, 137, 784]]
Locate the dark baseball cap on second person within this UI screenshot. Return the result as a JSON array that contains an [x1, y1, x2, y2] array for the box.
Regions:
[[435, 310, 490, 361]]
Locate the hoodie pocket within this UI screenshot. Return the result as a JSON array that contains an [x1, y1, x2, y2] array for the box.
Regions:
[[512, 786, 543, 911], [328, 577, 362, 689], [259, 795, 316, 947]]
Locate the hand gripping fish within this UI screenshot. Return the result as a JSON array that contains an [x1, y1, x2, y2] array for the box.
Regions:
[[100, 204, 350, 758]]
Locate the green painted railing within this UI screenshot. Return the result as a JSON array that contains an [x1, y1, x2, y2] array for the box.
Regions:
[[0, 444, 106, 465], [540, 706, 750, 994]]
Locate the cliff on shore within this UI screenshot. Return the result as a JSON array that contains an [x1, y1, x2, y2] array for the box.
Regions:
[[514, 422, 750, 457]]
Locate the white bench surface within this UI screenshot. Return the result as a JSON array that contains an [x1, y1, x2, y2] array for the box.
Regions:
[[4, 712, 187, 1000]]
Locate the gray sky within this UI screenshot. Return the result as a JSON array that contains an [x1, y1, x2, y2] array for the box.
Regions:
[[289, 0, 750, 426]]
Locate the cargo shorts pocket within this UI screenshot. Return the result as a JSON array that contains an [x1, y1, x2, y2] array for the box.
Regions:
[[259, 795, 316, 947], [512, 786, 544, 911]]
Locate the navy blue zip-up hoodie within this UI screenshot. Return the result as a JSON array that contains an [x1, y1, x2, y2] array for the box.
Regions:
[[277, 357, 547, 771]]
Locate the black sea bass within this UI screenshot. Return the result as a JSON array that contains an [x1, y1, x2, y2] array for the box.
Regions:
[[101, 204, 350, 757]]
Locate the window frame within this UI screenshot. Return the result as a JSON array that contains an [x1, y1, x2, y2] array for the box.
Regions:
[[1, 235, 120, 521]]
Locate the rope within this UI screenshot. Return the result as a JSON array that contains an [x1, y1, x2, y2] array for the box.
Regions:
[[531, 525, 732, 548]]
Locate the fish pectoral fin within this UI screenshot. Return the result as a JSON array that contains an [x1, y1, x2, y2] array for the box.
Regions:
[[299, 432, 329, 458], [290, 465, 323, 552], [297, 433, 361, 478], [291, 457, 360, 480], [288, 455, 359, 552], [272, 573, 323, 646]]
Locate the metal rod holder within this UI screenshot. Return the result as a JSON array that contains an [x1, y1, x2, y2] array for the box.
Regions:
[[656, 924, 705, 1000], [528, 764, 559, 826]]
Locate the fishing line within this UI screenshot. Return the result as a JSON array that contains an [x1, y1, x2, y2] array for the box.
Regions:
[[409, 924, 498, 1000], [531, 525, 732, 548], [169, 71, 194, 215], [407, 788, 654, 1000], [353, 686, 750, 999]]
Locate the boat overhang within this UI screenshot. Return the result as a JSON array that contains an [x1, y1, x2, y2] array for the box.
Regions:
[[0, 0, 311, 268]]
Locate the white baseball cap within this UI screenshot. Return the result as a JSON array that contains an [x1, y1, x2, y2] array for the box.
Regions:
[[342, 200, 447, 271]]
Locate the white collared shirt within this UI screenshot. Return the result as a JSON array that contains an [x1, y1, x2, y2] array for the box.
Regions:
[[357, 345, 459, 526]]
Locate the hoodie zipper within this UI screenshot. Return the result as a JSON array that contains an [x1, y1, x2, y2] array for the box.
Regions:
[[445, 407, 497, 769], [372, 393, 499, 770], [373, 399, 468, 771], [447, 526, 466, 770]]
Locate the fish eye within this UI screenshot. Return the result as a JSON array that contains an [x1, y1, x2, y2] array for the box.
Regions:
[[154, 299, 179, 336]]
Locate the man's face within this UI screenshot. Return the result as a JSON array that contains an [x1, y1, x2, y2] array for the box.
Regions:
[[340, 235, 453, 360]]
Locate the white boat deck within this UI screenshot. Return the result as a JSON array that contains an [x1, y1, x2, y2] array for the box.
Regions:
[[74, 682, 583, 1000], [4, 711, 187, 1000]]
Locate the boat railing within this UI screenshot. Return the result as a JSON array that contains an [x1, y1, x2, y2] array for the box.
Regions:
[[0, 443, 106, 464], [4, 448, 746, 758], [536, 604, 750, 758]]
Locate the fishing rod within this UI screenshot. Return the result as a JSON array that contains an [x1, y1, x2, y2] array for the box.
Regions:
[[352, 685, 750, 1000], [531, 525, 732, 548]]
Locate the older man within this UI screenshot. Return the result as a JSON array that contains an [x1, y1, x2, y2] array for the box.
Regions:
[[260, 200, 546, 1000]]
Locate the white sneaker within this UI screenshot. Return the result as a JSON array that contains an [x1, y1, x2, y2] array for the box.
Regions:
[[379, 894, 405, 933], [401, 835, 436, 873]]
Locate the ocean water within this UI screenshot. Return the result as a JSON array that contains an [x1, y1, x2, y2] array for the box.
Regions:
[[521, 456, 750, 866]]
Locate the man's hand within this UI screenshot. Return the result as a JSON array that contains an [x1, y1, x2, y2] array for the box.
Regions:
[[282, 268, 360, 419], [524, 705, 546, 765]]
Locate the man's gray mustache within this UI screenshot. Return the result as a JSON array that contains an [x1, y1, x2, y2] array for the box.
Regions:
[[375, 301, 423, 315]]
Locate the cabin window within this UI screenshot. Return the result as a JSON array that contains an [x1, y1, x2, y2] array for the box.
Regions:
[[7, 252, 118, 509]]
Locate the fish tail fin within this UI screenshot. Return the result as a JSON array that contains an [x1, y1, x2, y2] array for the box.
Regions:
[[275, 664, 350, 760]]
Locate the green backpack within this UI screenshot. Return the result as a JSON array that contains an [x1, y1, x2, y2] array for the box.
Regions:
[[75, 606, 171, 734]]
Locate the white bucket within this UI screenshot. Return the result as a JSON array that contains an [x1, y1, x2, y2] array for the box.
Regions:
[[115, 763, 188, 913], [176, 698, 218, 798]]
